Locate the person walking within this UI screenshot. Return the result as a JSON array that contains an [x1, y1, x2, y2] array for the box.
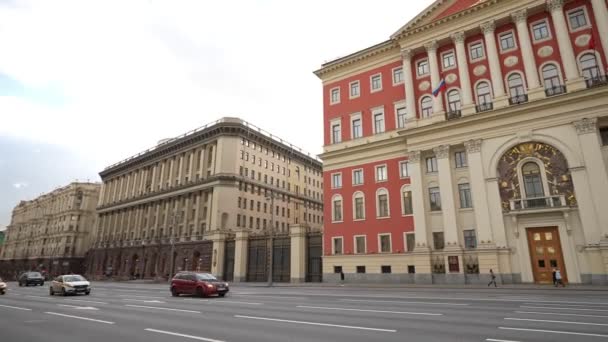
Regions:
[[555, 268, 564, 287], [552, 269, 557, 286], [488, 269, 497, 287], [339, 269, 345, 286]]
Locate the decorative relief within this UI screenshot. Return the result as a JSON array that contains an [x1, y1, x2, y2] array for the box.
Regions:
[[424, 40, 438, 52], [546, 0, 564, 12], [406, 151, 421, 164], [419, 80, 431, 91], [401, 48, 413, 60], [497, 142, 576, 211], [537, 46, 554, 58], [511, 9, 528, 23], [575, 34, 591, 47], [573, 117, 598, 135], [503, 56, 519, 67], [480, 20, 496, 34], [445, 73, 458, 84], [433, 145, 450, 159], [464, 139, 482, 154], [451, 32, 465, 44], [473, 65, 487, 76]]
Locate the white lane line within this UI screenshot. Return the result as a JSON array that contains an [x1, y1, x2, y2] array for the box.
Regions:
[[235, 315, 396, 332], [182, 298, 210, 302], [44, 312, 114, 324], [65, 299, 108, 305], [515, 311, 608, 318], [124, 304, 201, 313], [499, 327, 608, 338], [145, 328, 225, 342], [523, 302, 608, 308], [0, 304, 32, 311], [520, 305, 608, 312], [57, 304, 99, 310], [505, 317, 608, 327], [25, 295, 50, 299], [122, 299, 166, 303], [486, 339, 521, 342], [297, 305, 442, 316], [243, 295, 308, 300], [339, 299, 468, 306], [214, 300, 261, 305]]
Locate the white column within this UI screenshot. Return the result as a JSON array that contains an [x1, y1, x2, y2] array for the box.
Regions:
[[512, 9, 543, 97], [485, 178, 508, 248], [569, 167, 602, 243], [591, 0, 608, 64], [425, 40, 445, 115], [407, 151, 430, 250], [547, 0, 585, 89], [480, 20, 507, 105], [464, 140, 494, 246], [401, 48, 417, 122], [433, 145, 460, 248], [451, 32, 474, 114]]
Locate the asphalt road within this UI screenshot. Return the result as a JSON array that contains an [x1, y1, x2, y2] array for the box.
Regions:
[[1, 282, 607, 342]]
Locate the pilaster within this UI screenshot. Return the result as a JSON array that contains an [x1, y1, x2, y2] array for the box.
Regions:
[[406, 151, 430, 250], [511, 9, 544, 100], [451, 32, 475, 116], [208, 231, 228, 279], [233, 230, 249, 282], [433, 145, 460, 248], [401, 48, 417, 122], [290, 224, 307, 283], [480, 20, 508, 108], [425, 40, 445, 116], [464, 139, 495, 248]]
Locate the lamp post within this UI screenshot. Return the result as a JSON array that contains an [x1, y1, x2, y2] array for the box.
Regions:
[[265, 191, 281, 287], [168, 212, 182, 282]]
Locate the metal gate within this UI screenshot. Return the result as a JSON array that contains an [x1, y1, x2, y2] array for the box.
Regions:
[[224, 240, 235, 282], [246, 238, 267, 282], [197, 241, 213, 273], [306, 234, 322, 282], [272, 237, 290, 282]]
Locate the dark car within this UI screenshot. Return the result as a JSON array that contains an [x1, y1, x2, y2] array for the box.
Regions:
[[18, 272, 45, 287], [170, 272, 229, 298]]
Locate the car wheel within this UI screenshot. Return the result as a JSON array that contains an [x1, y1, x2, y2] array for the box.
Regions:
[[61, 288, 67, 296], [195, 287, 204, 298], [40, 282, 44, 286], [171, 287, 179, 297], [18, 282, 23, 287], [85, 291, 90, 296], [49, 287, 54, 296], [218, 293, 226, 297]]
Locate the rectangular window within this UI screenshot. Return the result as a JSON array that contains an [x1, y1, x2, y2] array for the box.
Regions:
[[350, 81, 360, 98], [352, 118, 362, 139], [429, 187, 441, 211], [352, 169, 363, 185], [402, 190, 413, 215], [396, 107, 407, 128], [568, 8, 588, 30], [330, 88, 340, 104], [333, 199, 342, 222], [331, 173, 342, 188], [381, 265, 392, 274], [459, 183, 473, 208], [371, 74, 382, 91], [417, 59, 429, 76], [373, 112, 385, 134], [392, 67, 403, 84], [426, 156, 438, 173], [333, 237, 343, 255], [442, 51, 455, 69], [355, 236, 366, 254], [356, 266, 366, 273], [600, 127, 608, 146], [406, 233, 416, 252], [334, 266, 343, 273], [331, 122, 341, 144], [377, 194, 389, 217], [433, 232, 445, 250], [354, 197, 364, 220], [470, 42, 484, 60], [499, 31, 515, 51], [375, 165, 387, 182], [532, 20, 550, 41], [379, 234, 391, 253], [454, 151, 467, 168], [399, 161, 409, 178], [464, 229, 477, 249]]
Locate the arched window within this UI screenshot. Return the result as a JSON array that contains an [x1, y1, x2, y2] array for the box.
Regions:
[[331, 195, 343, 222], [476, 81, 492, 111], [542, 63, 564, 95], [421, 96, 433, 118], [447, 90, 461, 114], [376, 188, 390, 218], [580, 53, 600, 80], [401, 186, 413, 215], [353, 192, 365, 220], [522, 162, 544, 198], [507, 73, 525, 99]]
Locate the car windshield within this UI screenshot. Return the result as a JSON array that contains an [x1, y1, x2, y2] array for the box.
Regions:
[[64, 275, 86, 282], [28, 272, 42, 278], [195, 273, 217, 281]]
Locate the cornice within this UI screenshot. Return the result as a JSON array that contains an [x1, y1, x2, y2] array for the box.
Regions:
[[313, 40, 398, 79]]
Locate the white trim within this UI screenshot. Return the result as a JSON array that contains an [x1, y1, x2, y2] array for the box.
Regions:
[[349, 112, 363, 140], [352, 168, 364, 186], [538, 61, 565, 87], [468, 39, 486, 62], [377, 233, 392, 253], [566, 5, 591, 33], [394, 100, 407, 129], [349, 80, 360, 99], [530, 18, 552, 44], [504, 70, 527, 96], [516, 157, 551, 199], [371, 106, 386, 134], [399, 160, 410, 179], [329, 87, 340, 105], [400, 184, 413, 217], [445, 87, 462, 112], [392, 66, 404, 86], [353, 235, 367, 254], [576, 50, 606, 77], [370, 73, 383, 93], [331, 194, 343, 223], [331, 236, 344, 255], [473, 79, 494, 103], [441, 49, 457, 71], [419, 95, 433, 118], [352, 191, 366, 221], [404, 232, 415, 252], [375, 164, 388, 182], [375, 187, 390, 218], [329, 118, 342, 144], [498, 29, 518, 53], [416, 57, 430, 78], [330, 172, 342, 189]]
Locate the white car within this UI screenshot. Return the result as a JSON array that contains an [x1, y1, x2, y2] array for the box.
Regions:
[[49, 275, 91, 296]]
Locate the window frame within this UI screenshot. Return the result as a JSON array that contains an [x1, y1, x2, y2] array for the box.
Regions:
[[349, 80, 360, 99], [350, 112, 363, 139], [441, 49, 456, 70], [332, 236, 344, 255], [331, 172, 342, 189], [399, 161, 410, 178], [420, 96, 433, 118], [370, 73, 383, 92], [429, 186, 442, 211], [506, 72, 526, 98], [426, 156, 438, 173], [454, 151, 468, 168], [352, 168, 364, 186], [392, 66, 404, 85], [394, 100, 407, 129], [468, 40, 485, 61], [404, 232, 416, 252], [446, 89, 462, 113], [401, 186, 413, 216], [475, 80, 493, 105], [331, 195, 343, 223], [354, 235, 367, 254], [463, 229, 477, 249], [498, 30, 517, 53], [416, 58, 430, 77], [329, 87, 340, 105], [541, 62, 563, 90], [566, 6, 590, 32], [378, 233, 392, 253], [375, 164, 388, 182], [353, 191, 365, 221], [330, 120, 341, 144], [433, 232, 445, 250], [376, 188, 390, 218], [530, 18, 552, 43], [372, 107, 385, 134], [458, 182, 473, 209]]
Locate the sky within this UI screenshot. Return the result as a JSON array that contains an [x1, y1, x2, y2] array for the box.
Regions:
[[0, 0, 434, 229]]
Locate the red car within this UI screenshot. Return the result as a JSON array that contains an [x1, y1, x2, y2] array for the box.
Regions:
[[170, 272, 229, 297]]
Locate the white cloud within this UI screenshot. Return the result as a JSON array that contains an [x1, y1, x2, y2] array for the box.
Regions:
[[12, 182, 29, 189]]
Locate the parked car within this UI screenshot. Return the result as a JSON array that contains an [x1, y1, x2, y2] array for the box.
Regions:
[[0, 277, 7, 295], [170, 272, 229, 297], [49, 274, 91, 296], [18, 272, 45, 286]]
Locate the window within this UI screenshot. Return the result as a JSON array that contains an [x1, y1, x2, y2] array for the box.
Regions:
[[330, 87, 340, 104], [371, 74, 382, 91], [331, 122, 341, 144], [396, 106, 407, 129], [433, 232, 445, 250], [421, 96, 433, 118], [355, 236, 366, 254], [580, 53, 600, 80], [426, 156, 438, 173], [393, 67, 403, 84], [333, 266, 342, 273], [399, 161, 409, 178], [476, 81, 492, 105], [429, 187, 441, 211], [542, 64, 562, 90], [442, 51, 455, 69], [458, 183, 473, 208], [381, 265, 392, 274], [332, 196, 343, 222], [375, 165, 387, 181], [350, 81, 360, 98], [601, 127, 608, 146], [351, 117, 362, 139], [464, 230, 477, 249], [499, 31, 515, 51], [332, 237, 343, 255], [331, 173, 342, 188], [447, 90, 461, 113], [377, 189, 389, 217], [354, 193, 365, 220], [508, 73, 526, 100], [454, 151, 467, 168], [568, 8, 588, 30], [402, 190, 413, 215], [379, 234, 391, 253], [373, 111, 385, 134], [356, 266, 366, 273], [522, 162, 544, 198], [417, 59, 429, 76], [532, 20, 550, 41], [406, 233, 416, 252], [352, 169, 363, 185], [470, 42, 484, 60]]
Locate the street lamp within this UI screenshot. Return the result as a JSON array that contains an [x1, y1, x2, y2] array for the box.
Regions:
[[265, 191, 281, 287]]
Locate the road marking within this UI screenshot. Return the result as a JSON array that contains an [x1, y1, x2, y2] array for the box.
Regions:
[[145, 328, 225, 342], [523, 302, 608, 308], [515, 311, 608, 318], [339, 299, 468, 306], [297, 305, 442, 316], [65, 299, 108, 305], [25, 295, 51, 299], [235, 315, 396, 332], [124, 304, 201, 313], [214, 300, 261, 305], [245, 295, 308, 300], [122, 299, 166, 303], [182, 298, 210, 302], [44, 312, 114, 324], [0, 304, 32, 311], [119, 294, 166, 299], [499, 327, 608, 338], [486, 339, 521, 342], [520, 305, 608, 312], [57, 304, 99, 310], [505, 317, 608, 327]]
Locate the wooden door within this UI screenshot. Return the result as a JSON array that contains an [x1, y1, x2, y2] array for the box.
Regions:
[[526, 227, 568, 284]]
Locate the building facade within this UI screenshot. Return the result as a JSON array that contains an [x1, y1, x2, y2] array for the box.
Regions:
[[316, 0, 608, 284], [0, 182, 100, 279], [89, 118, 323, 281]]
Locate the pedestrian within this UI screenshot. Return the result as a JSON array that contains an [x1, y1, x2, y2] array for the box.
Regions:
[[339, 269, 345, 286], [552, 268, 557, 286], [488, 269, 497, 287], [555, 268, 564, 287]]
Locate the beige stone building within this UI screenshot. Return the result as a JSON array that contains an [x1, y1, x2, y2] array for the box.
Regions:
[[0, 182, 100, 279], [89, 118, 323, 282]]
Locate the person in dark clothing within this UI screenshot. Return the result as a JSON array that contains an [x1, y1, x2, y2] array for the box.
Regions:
[[339, 270, 345, 286], [488, 269, 497, 287], [552, 269, 557, 286]]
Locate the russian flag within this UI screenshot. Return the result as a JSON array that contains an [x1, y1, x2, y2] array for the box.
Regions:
[[432, 79, 447, 97]]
